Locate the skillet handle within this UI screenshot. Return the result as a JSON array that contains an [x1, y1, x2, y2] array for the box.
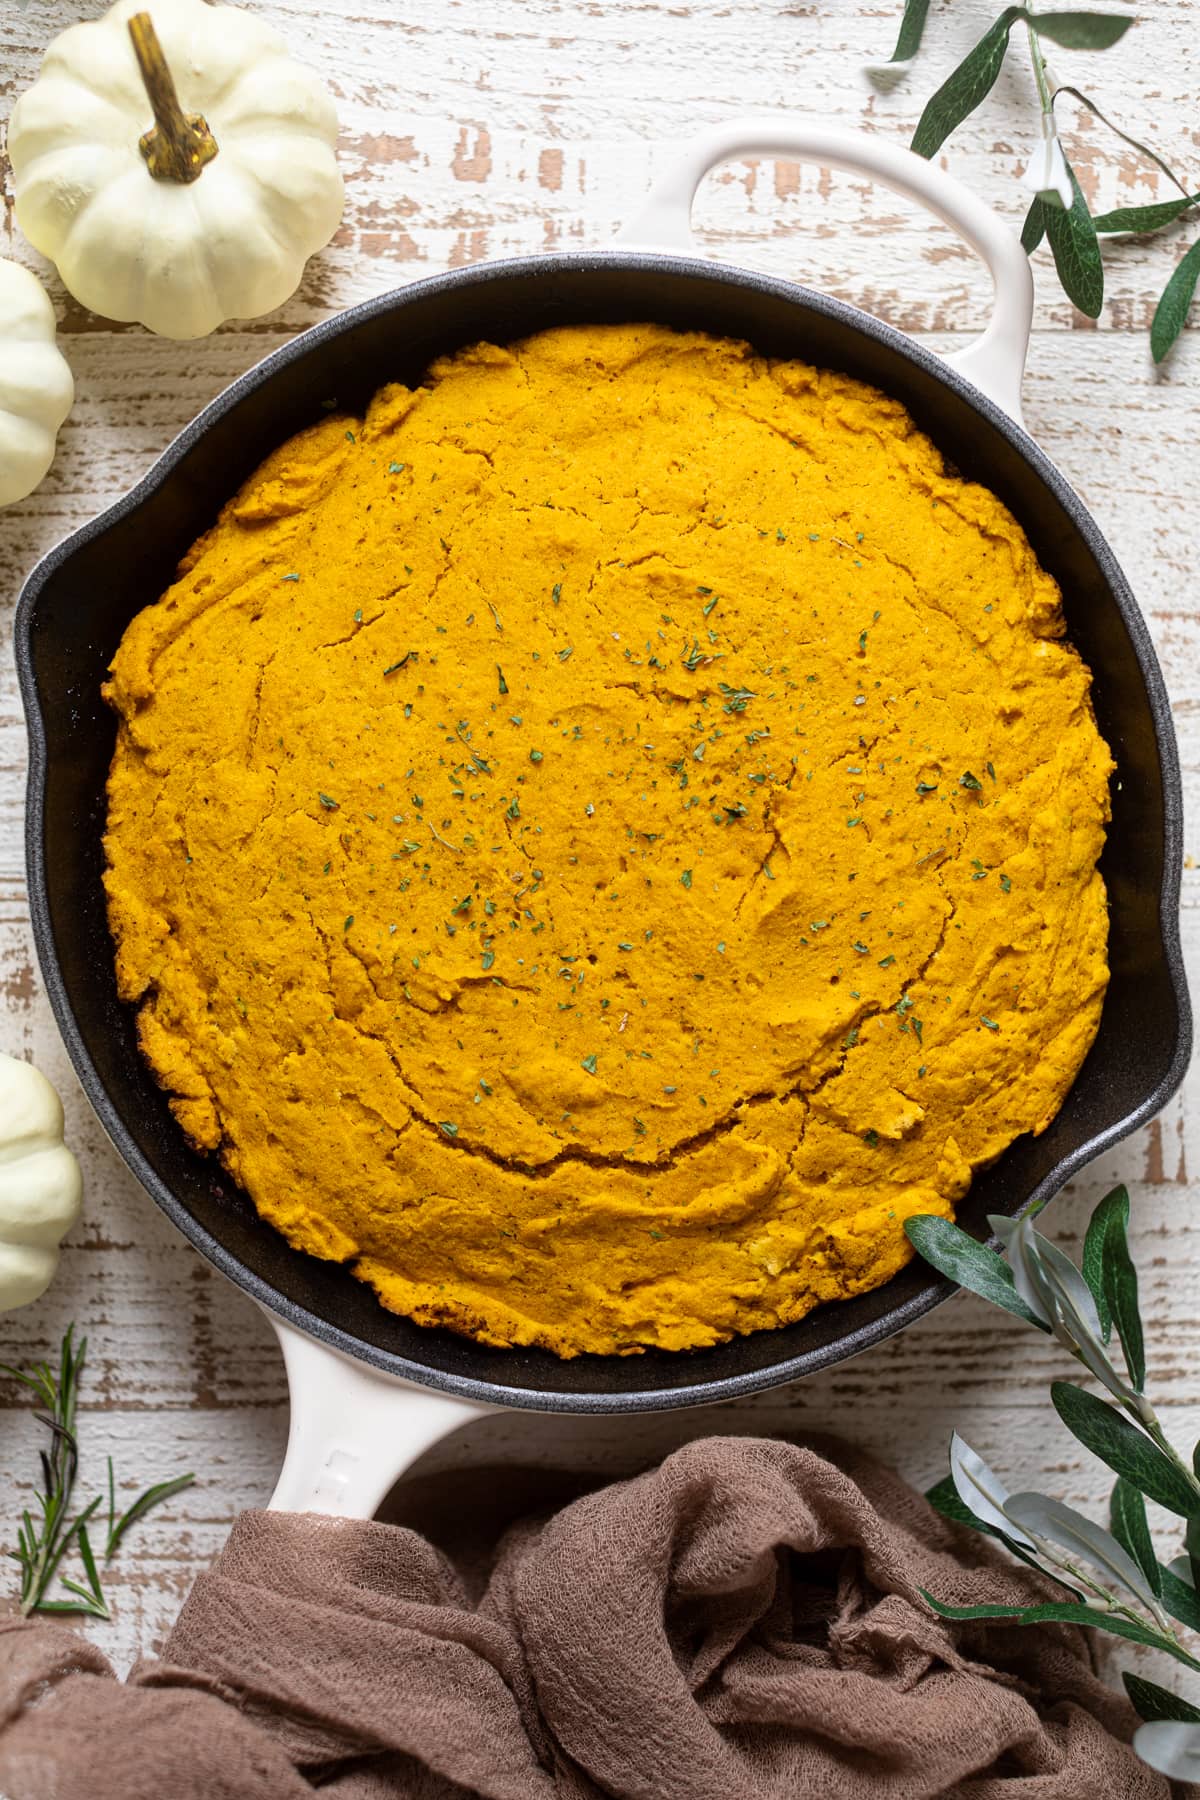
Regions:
[[615, 117, 1033, 428], [265, 1313, 492, 1518]]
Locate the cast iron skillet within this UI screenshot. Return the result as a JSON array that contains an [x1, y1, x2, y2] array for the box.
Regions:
[[14, 124, 1190, 1473]]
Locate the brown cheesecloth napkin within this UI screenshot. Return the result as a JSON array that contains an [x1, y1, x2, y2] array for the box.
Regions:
[[0, 1435, 1174, 1800]]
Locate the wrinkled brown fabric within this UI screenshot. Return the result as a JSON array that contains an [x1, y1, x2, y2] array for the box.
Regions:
[[0, 1436, 1170, 1799]]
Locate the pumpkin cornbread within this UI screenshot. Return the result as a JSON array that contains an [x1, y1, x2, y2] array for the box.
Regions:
[[103, 323, 1113, 1357]]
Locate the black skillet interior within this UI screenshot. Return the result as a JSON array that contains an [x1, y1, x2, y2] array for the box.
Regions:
[[17, 255, 1191, 1413]]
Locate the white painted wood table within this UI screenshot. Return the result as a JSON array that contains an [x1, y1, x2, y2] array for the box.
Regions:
[[1, 0, 1197, 1682]]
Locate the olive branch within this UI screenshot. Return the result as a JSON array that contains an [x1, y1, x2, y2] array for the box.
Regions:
[[870, 3, 1199, 362], [908, 1186, 1200, 1783]]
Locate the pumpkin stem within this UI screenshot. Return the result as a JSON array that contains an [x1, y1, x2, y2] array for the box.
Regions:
[[127, 12, 218, 184]]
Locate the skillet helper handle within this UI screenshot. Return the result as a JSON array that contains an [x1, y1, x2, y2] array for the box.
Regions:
[[266, 1315, 491, 1518], [616, 117, 1034, 428]]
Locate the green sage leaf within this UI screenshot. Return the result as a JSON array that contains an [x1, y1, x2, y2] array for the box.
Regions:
[[950, 1434, 1036, 1547], [992, 1214, 1133, 1403], [1043, 160, 1104, 318], [927, 1473, 1075, 1585], [1124, 1671, 1200, 1725], [1091, 198, 1200, 235], [1151, 238, 1200, 364], [919, 1591, 1200, 1664], [1022, 197, 1048, 254], [1185, 1512, 1200, 1594], [1081, 1192, 1112, 1339], [879, 0, 931, 64], [1004, 1489, 1161, 1614], [996, 1215, 1102, 1344], [1109, 1477, 1161, 1596], [1134, 1721, 1200, 1780], [910, 8, 1024, 159], [864, 0, 931, 88], [927, 1473, 995, 1535], [905, 1215, 1045, 1328], [1089, 1185, 1144, 1389], [1055, 87, 1194, 207], [1160, 1563, 1200, 1631], [1030, 10, 1134, 49], [892, 0, 931, 60], [1051, 1382, 1199, 1516], [1108, 1195, 1144, 1389]]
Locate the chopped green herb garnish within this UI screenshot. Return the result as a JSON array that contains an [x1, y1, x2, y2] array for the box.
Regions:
[[497, 665, 508, 695], [960, 771, 983, 791], [318, 792, 339, 810], [439, 1121, 459, 1137], [980, 1015, 999, 1031], [680, 869, 693, 889], [581, 1054, 598, 1075]]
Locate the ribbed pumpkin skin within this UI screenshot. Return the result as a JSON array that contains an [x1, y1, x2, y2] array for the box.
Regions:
[[8, 0, 344, 341]]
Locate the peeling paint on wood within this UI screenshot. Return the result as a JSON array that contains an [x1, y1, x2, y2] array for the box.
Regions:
[[0, 0, 1196, 1686]]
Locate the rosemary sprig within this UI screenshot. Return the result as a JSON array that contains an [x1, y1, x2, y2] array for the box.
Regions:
[[2, 1325, 195, 1619], [105, 1455, 195, 1560]]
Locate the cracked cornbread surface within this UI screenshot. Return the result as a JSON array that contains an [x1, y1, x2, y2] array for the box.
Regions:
[[103, 322, 1112, 1357]]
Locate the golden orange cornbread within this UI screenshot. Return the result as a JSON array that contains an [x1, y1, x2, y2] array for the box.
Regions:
[[103, 323, 1112, 1356]]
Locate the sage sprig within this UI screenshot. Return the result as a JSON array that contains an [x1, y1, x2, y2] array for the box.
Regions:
[[2, 1324, 195, 1618], [907, 1187, 1200, 1782], [873, 3, 1199, 360]]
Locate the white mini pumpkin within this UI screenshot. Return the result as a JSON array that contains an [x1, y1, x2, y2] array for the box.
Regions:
[[0, 1054, 83, 1314], [0, 260, 74, 508], [8, 0, 344, 340]]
